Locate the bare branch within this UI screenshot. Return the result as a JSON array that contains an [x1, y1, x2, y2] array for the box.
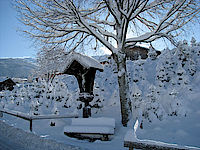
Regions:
[[16, 0, 200, 53]]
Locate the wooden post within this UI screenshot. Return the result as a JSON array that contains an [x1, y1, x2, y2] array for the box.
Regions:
[[0, 111, 3, 117], [83, 106, 91, 118], [30, 120, 32, 132]]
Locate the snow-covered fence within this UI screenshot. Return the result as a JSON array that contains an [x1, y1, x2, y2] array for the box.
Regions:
[[0, 108, 79, 132], [124, 140, 200, 150], [124, 130, 200, 150]]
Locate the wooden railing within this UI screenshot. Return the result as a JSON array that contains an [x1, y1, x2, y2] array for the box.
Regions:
[[124, 130, 200, 150], [124, 140, 200, 150], [0, 108, 78, 132]]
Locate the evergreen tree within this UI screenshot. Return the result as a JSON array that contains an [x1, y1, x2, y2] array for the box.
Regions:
[[148, 47, 158, 60], [131, 83, 143, 122], [145, 85, 163, 122]]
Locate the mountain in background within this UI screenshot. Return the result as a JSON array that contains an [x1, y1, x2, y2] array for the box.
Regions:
[[0, 58, 37, 78], [0, 55, 107, 79]]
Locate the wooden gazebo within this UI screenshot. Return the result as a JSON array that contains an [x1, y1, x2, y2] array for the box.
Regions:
[[61, 52, 104, 118]]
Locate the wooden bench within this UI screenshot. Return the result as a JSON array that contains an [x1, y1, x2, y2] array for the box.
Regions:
[[64, 117, 115, 141]]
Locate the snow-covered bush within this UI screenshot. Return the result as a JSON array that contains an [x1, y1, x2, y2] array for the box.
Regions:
[[95, 60, 119, 107], [0, 76, 81, 115], [148, 47, 158, 60], [129, 39, 200, 125], [91, 83, 105, 109]]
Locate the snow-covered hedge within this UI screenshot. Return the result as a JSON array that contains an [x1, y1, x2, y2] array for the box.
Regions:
[[0, 76, 80, 115], [128, 39, 200, 125]]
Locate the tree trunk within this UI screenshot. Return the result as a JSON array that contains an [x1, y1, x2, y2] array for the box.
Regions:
[[114, 53, 131, 127]]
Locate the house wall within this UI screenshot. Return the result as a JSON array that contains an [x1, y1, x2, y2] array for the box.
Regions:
[[125, 46, 149, 60]]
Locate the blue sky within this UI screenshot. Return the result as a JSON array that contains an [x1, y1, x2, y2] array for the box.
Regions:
[[0, 0, 199, 58], [0, 0, 36, 58]]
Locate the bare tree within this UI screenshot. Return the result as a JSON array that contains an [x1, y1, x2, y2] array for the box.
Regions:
[[16, 0, 200, 126], [36, 46, 65, 82]]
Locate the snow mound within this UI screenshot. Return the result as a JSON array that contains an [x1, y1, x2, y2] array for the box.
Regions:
[[0, 120, 85, 150]]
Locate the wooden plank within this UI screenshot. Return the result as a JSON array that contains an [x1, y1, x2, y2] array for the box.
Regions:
[[0, 109, 31, 121], [0, 108, 79, 121], [65, 132, 113, 136], [31, 114, 79, 120], [64, 125, 114, 134], [64, 132, 110, 142]]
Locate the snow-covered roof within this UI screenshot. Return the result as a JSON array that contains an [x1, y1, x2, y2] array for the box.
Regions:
[[61, 52, 104, 73]]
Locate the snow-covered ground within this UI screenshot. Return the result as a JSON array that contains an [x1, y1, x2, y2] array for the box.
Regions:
[[0, 120, 83, 150], [0, 105, 128, 150], [0, 41, 200, 150], [1, 97, 200, 150]]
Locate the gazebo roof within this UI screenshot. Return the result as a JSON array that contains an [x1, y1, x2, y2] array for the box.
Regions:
[[61, 52, 104, 73]]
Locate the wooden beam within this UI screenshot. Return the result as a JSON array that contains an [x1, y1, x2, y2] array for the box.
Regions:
[[31, 114, 79, 120], [0, 109, 31, 121], [0, 108, 79, 120]]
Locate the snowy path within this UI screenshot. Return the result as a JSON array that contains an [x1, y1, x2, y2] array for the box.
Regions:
[[0, 120, 84, 150]]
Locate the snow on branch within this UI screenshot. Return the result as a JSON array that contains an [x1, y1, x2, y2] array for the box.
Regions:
[[16, 0, 118, 53], [125, 0, 199, 45], [16, 0, 199, 55]]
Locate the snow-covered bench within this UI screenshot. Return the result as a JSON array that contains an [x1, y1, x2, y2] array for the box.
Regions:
[[64, 117, 115, 141]]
